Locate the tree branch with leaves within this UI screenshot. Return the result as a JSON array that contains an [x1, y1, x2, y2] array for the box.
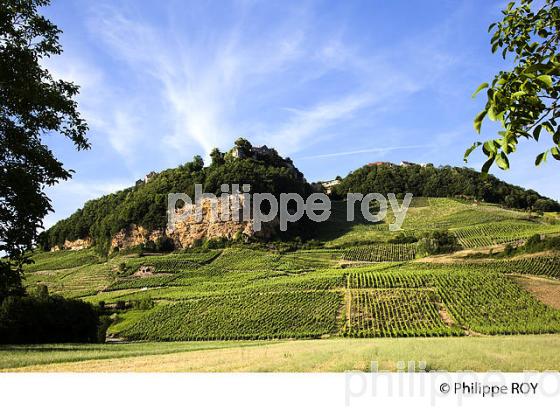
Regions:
[[466, 0, 560, 173], [0, 0, 89, 299]]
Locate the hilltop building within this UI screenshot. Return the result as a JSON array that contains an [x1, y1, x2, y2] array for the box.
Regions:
[[231, 144, 277, 160], [144, 171, 158, 183], [320, 179, 341, 194]]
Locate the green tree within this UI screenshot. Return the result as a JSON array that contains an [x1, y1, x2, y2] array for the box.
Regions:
[[0, 0, 89, 299], [209, 148, 225, 166], [467, 0, 560, 172], [191, 155, 204, 172], [233, 137, 252, 158]]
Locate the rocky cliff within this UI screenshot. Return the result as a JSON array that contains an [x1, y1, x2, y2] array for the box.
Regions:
[[51, 237, 93, 251], [110, 194, 277, 251]]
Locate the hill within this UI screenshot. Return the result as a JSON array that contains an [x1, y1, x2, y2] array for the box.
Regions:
[[24, 196, 560, 342], [331, 161, 560, 211], [40, 142, 560, 254], [39, 139, 310, 253], [29, 141, 560, 343]]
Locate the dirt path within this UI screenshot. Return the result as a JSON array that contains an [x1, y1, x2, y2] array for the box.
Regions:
[[436, 303, 454, 327]]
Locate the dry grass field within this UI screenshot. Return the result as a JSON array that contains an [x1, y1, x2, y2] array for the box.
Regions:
[[3, 335, 560, 372]]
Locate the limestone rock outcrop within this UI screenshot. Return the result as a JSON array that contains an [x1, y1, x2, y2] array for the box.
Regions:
[[110, 194, 278, 250]]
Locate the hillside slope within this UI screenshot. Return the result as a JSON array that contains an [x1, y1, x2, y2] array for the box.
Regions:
[[40, 140, 309, 252], [25, 197, 560, 341], [40, 142, 560, 254], [332, 162, 560, 211]]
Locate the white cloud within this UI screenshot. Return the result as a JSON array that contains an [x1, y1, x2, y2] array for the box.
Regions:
[[295, 144, 437, 160], [82, 1, 458, 164]]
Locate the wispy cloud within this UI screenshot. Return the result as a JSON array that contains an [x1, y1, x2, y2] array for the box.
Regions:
[[295, 144, 437, 160], [82, 0, 458, 164], [88, 3, 313, 160]]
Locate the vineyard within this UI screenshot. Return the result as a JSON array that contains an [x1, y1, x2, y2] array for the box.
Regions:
[[412, 257, 560, 280], [345, 265, 560, 335], [24, 249, 102, 272], [492, 256, 560, 279], [346, 265, 431, 288], [22, 197, 560, 342], [342, 243, 417, 262], [120, 291, 342, 340], [139, 251, 222, 273], [343, 289, 460, 337], [436, 271, 560, 334], [107, 274, 180, 291], [24, 263, 113, 298], [451, 220, 560, 248]]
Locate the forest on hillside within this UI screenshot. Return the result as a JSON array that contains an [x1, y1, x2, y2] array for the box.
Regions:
[[332, 163, 560, 212], [40, 140, 310, 252]]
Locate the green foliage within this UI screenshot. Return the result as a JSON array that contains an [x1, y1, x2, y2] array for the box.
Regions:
[[494, 255, 560, 278], [332, 163, 560, 211], [23, 249, 101, 273], [42, 142, 310, 252], [0, 0, 89, 298], [504, 243, 516, 256], [29, 284, 49, 300], [451, 219, 560, 248], [437, 270, 560, 334], [107, 274, 179, 291], [97, 315, 112, 343], [516, 233, 560, 253], [0, 295, 99, 343], [344, 289, 460, 337], [209, 148, 225, 166], [416, 230, 461, 255], [388, 232, 418, 244], [131, 298, 155, 310], [346, 265, 560, 335], [468, 0, 560, 171], [22, 198, 560, 342]]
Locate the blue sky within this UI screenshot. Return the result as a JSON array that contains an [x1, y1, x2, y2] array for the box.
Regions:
[[42, 0, 560, 228]]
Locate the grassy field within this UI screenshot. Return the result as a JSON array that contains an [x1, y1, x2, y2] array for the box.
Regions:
[[3, 335, 560, 372]]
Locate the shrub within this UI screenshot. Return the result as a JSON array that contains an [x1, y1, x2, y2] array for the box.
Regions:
[[132, 298, 154, 310], [504, 243, 515, 256], [156, 236, 175, 252], [97, 315, 113, 343], [29, 284, 49, 300], [0, 295, 99, 343], [144, 240, 157, 252], [548, 236, 560, 250], [417, 230, 461, 255], [525, 234, 543, 250], [203, 238, 227, 249], [522, 234, 560, 253]]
